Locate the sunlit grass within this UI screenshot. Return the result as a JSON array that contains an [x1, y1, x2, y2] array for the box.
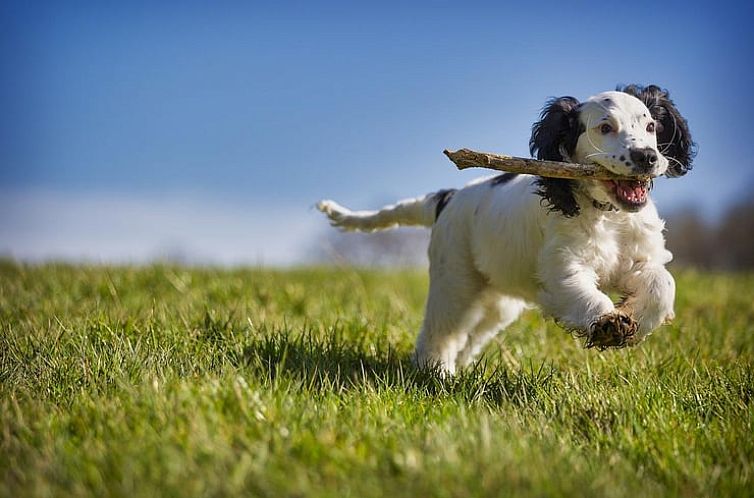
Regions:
[[1, 262, 752, 497]]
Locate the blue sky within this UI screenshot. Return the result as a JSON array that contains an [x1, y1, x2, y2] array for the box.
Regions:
[[1, 1, 753, 264]]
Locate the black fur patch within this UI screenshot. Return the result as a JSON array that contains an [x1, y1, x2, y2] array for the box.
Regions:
[[433, 189, 457, 220], [534, 177, 580, 217], [529, 96, 583, 217], [490, 173, 518, 187], [618, 84, 696, 177]]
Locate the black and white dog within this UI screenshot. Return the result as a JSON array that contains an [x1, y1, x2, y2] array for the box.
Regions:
[[318, 85, 694, 374]]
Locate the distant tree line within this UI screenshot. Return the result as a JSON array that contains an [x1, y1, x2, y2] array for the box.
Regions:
[[665, 198, 754, 270], [314, 227, 430, 268]]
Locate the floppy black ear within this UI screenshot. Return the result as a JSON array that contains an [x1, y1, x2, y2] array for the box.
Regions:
[[530, 96, 582, 161], [619, 84, 696, 177], [529, 96, 583, 217]]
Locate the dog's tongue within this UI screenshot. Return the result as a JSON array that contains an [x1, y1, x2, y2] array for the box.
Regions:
[[617, 180, 645, 196], [615, 180, 648, 204]]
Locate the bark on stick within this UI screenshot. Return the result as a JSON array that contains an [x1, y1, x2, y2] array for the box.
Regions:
[[443, 148, 650, 180]]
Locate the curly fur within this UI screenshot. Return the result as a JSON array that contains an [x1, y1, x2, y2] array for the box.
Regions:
[[529, 96, 584, 217]]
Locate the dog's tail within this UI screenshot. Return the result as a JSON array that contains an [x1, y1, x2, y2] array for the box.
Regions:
[[316, 189, 456, 232]]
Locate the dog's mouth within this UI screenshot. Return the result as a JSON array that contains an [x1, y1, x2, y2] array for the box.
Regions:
[[602, 179, 651, 211]]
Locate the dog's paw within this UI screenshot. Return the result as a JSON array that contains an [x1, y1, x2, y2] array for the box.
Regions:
[[586, 311, 638, 350]]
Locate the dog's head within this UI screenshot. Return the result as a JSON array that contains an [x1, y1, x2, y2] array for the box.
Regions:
[[529, 85, 695, 216]]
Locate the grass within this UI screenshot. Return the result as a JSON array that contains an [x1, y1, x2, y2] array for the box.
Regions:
[[1, 261, 753, 497]]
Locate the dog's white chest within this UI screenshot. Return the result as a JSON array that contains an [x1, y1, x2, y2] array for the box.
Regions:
[[586, 218, 624, 284]]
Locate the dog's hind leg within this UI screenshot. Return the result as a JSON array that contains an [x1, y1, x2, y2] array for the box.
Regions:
[[455, 295, 528, 369], [413, 261, 486, 375]]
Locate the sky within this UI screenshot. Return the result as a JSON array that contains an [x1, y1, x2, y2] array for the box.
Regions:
[[1, 0, 753, 265]]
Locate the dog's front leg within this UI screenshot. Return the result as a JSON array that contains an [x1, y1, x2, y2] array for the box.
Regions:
[[537, 255, 637, 349], [616, 263, 676, 344]]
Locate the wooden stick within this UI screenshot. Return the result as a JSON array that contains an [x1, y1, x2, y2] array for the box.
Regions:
[[443, 148, 651, 180]]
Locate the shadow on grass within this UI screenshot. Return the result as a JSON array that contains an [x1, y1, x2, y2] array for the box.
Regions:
[[236, 330, 555, 407]]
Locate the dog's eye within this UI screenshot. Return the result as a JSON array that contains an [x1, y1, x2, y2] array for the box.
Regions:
[[600, 123, 613, 134], [646, 122, 656, 133]]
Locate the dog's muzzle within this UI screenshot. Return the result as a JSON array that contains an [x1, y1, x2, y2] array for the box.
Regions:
[[602, 178, 652, 211], [629, 147, 658, 174]]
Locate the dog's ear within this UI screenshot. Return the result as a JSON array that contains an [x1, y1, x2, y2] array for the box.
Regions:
[[619, 84, 696, 178], [529, 96, 582, 217], [529, 96, 582, 161]]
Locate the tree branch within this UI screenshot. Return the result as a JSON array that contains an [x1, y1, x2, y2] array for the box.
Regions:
[[443, 148, 650, 180]]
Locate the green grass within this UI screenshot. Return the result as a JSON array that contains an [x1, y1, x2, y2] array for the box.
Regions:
[[1, 262, 753, 498]]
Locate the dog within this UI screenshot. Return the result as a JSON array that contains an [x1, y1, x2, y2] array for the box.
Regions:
[[317, 84, 694, 374]]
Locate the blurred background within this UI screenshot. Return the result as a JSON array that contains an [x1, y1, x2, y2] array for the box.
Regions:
[[2, 0, 753, 269]]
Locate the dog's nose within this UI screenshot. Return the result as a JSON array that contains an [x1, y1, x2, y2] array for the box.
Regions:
[[629, 147, 658, 172]]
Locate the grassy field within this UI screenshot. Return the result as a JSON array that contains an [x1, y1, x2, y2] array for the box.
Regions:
[[1, 261, 753, 497]]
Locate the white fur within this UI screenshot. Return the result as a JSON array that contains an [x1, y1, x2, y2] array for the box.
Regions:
[[317, 91, 676, 374]]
